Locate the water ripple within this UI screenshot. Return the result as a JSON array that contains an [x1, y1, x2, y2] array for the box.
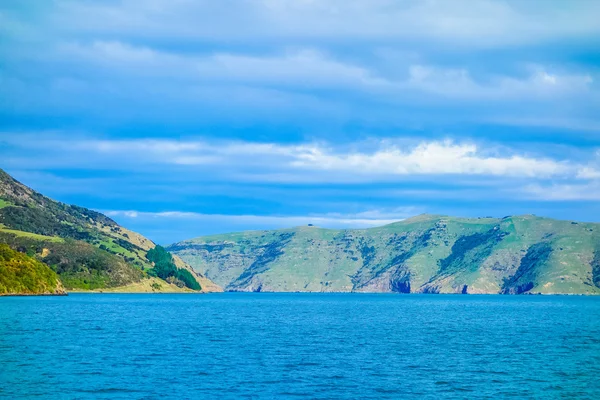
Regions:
[[0, 293, 599, 399]]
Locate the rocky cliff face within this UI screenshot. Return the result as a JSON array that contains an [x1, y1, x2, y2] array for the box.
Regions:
[[168, 214, 600, 294]]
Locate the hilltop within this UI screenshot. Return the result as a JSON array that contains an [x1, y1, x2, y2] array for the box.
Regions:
[[168, 214, 600, 294], [0, 169, 221, 294]]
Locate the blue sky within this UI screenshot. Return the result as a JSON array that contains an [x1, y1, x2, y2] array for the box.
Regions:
[[1, 0, 600, 244]]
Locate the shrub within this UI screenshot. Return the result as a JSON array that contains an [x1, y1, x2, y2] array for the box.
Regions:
[[0, 244, 61, 294], [147, 245, 201, 290]]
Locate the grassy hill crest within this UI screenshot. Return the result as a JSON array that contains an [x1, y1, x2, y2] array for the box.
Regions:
[[169, 214, 600, 295]]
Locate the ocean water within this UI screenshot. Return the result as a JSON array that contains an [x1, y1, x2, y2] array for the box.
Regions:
[[1, 294, 599, 399]]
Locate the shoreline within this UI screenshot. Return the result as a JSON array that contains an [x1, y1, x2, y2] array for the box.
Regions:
[[2, 291, 599, 297], [67, 290, 207, 294], [0, 292, 68, 297]]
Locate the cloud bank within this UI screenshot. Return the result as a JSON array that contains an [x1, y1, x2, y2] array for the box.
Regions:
[[2, 1, 600, 241], [4, 135, 598, 184]]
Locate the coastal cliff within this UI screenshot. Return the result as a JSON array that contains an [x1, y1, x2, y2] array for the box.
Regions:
[[169, 214, 600, 295]]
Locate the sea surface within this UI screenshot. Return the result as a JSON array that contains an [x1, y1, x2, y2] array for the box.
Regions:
[[1, 293, 599, 399]]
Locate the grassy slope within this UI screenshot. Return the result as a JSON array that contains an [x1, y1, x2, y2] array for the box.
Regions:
[[0, 244, 65, 295], [70, 277, 195, 293], [168, 214, 600, 294], [0, 169, 221, 293], [0, 226, 64, 242]]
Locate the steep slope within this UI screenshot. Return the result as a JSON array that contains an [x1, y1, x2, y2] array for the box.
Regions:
[[168, 214, 600, 294], [0, 244, 65, 295], [0, 169, 221, 293]]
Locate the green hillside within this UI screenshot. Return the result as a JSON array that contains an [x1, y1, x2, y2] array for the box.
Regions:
[[168, 214, 600, 294], [0, 169, 221, 293], [0, 244, 65, 295]]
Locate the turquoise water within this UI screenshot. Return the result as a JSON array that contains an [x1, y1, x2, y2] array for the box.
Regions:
[[1, 294, 599, 399]]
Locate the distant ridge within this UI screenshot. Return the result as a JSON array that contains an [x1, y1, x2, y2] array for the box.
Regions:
[[168, 214, 600, 295]]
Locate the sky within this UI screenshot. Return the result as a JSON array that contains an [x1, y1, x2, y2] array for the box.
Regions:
[[1, 0, 600, 244]]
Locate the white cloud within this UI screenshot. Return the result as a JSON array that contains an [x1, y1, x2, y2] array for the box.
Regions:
[[3, 0, 599, 130], [48, 0, 600, 47], [103, 208, 418, 229], [60, 41, 388, 89], [576, 167, 600, 180], [405, 64, 593, 99], [289, 140, 567, 178], [54, 41, 595, 102], [3, 134, 594, 182], [523, 182, 600, 201]]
